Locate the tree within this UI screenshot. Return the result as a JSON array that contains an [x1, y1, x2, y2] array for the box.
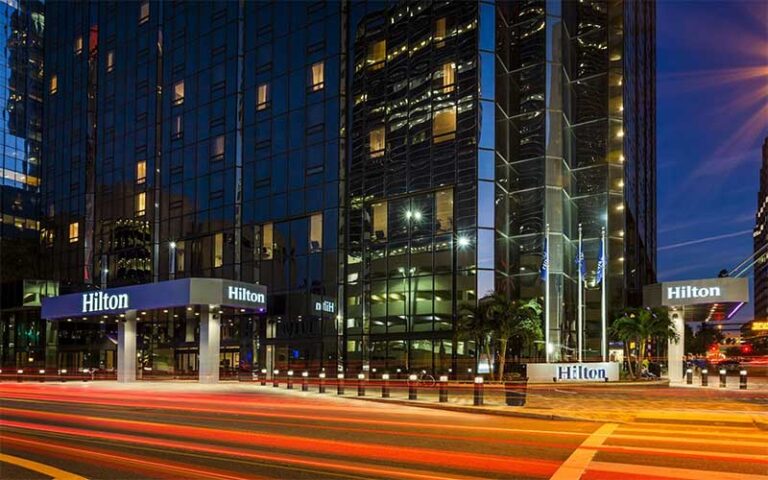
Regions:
[[458, 297, 494, 378], [610, 307, 679, 379]]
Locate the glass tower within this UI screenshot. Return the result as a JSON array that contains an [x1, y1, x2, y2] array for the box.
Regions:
[[754, 138, 767, 322]]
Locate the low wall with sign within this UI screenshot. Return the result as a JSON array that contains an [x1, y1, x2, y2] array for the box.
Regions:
[[527, 362, 619, 383]]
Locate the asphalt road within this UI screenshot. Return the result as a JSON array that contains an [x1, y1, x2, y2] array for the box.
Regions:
[[1, 382, 766, 479]]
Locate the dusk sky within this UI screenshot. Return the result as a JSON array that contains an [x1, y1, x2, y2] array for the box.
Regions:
[[656, 0, 767, 323]]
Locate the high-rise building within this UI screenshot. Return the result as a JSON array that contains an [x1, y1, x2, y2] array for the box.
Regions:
[[754, 137, 768, 322], [7, 0, 656, 374], [0, 0, 45, 368]]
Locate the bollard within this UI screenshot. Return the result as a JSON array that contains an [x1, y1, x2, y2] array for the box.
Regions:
[[701, 368, 708, 387], [82, 368, 88, 382], [381, 373, 390, 398], [438, 375, 448, 403], [0, 368, 2, 382], [287, 370, 294, 389], [357, 373, 366, 396], [719, 369, 727, 388], [318, 372, 326, 393], [474, 376, 484, 406], [260, 368, 267, 386], [686, 368, 693, 385], [408, 374, 418, 400], [17, 369, 23, 382], [337, 374, 345, 395], [39, 369, 45, 383], [740, 370, 747, 390], [301, 371, 309, 391], [60, 368, 68, 383], [273, 369, 280, 388]]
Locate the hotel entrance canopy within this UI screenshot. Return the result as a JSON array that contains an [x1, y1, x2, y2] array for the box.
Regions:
[[41, 278, 267, 320], [643, 277, 749, 321]]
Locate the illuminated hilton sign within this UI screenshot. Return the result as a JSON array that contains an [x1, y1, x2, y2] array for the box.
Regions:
[[666, 285, 721, 301], [82, 292, 129, 313], [227, 286, 266, 304]]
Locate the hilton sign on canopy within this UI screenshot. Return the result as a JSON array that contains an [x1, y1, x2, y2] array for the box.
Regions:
[[643, 277, 749, 308]]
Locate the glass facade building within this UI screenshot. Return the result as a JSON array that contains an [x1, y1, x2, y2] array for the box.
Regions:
[[754, 138, 767, 322], [2, 0, 656, 375]]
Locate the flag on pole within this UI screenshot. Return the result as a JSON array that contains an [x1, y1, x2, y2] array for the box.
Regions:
[[596, 236, 606, 284], [540, 237, 549, 281], [575, 239, 586, 276]]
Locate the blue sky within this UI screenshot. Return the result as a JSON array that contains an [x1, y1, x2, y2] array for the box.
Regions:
[[656, 0, 767, 323]]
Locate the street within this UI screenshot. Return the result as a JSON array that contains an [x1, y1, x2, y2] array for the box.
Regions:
[[1, 382, 766, 479]]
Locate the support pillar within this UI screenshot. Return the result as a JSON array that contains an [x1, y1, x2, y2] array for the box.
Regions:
[[668, 308, 685, 383], [117, 310, 137, 383], [199, 305, 221, 384]]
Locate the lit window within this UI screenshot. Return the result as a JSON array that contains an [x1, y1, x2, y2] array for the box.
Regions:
[[49, 75, 58, 95], [136, 161, 147, 184], [371, 202, 387, 240], [261, 223, 273, 260], [41, 228, 54, 247], [211, 135, 225, 159], [438, 62, 455, 92], [310, 213, 322, 252], [214, 233, 224, 268], [172, 80, 185, 105], [68, 222, 79, 243], [106, 51, 115, 73], [369, 126, 385, 158], [257, 83, 269, 110], [435, 189, 454, 233], [309, 61, 324, 91], [435, 17, 447, 47], [139, 1, 149, 24], [175, 241, 186, 273], [367, 40, 386, 70], [433, 106, 456, 143], [135, 192, 146, 216], [74, 36, 83, 55], [172, 115, 183, 138]]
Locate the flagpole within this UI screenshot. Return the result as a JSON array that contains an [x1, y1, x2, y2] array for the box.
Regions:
[[545, 224, 550, 363], [578, 223, 583, 363], [601, 226, 607, 362]]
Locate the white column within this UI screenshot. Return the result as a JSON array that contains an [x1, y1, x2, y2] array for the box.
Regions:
[[117, 310, 137, 383], [668, 308, 685, 383], [199, 305, 221, 384]]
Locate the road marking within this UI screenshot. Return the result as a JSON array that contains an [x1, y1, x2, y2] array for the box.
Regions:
[[0, 452, 88, 480], [550, 423, 618, 480], [588, 461, 768, 480]]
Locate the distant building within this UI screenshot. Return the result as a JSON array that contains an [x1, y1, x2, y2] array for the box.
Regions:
[[754, 137, 768, 322]]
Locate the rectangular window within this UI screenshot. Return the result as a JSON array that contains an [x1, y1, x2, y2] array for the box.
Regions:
[[435, 189, 454, 233], [211, 135, 225, 160], [257, 83, 269, 110], [435, 17, 447, 47], [369, 126, 385, 158], [262, 222, 273, 260], [371, 202, 387, 240], [49, 75, 58, 95], [214, 233, 224, 268], [439, 62, 455, 92], [136, 161, 146, 184], [310, 213, 323, 252], [433, 107, 456, 143], [68, 222, 79, 243], [172, 115, 183, 139], [367, 40, 386, 70], [176, 241, 186, 273], [139, 1, 149, 24], [106, 51, 115, 73], [74, 36, 83, 55], [309, 61, 324, 91], [135, 192, 146, 216], [172, 80, 185, 105]]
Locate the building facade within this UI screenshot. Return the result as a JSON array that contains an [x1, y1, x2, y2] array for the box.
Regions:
[[754, 137, 768, 322], [5, 0, 656, 375]]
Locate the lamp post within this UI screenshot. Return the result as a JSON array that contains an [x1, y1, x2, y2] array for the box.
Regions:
[[169, 241, 177, 280]]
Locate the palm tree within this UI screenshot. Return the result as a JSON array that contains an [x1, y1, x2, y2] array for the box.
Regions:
[[458, 298, 494, 378], [487, 294, 543, 381], [611, 307, 679, 379]]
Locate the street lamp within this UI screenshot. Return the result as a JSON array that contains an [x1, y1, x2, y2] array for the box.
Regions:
[[169, 241, 177, 280]]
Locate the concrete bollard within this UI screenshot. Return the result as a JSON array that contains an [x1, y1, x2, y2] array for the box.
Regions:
[[273, 369, 280, 388], [357, 373, 366, 396], [286, 370, 294, 389], [408, 374, 418, 400], [474, 376, 484, 406], [701, 368, 708, 387], [301, 371, 309, 391], [719, 369, 727, 388], [39, 369, 45, 383], [740, 370, 747, 390], [686, 368, 693, 385], [337, 374, 345, 395], [381, 373, 390, 398], [439, 375, 448, 403], [318, 372, 326, 393], [17, 369, 23, 382], [260, 368, 267, 386]]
